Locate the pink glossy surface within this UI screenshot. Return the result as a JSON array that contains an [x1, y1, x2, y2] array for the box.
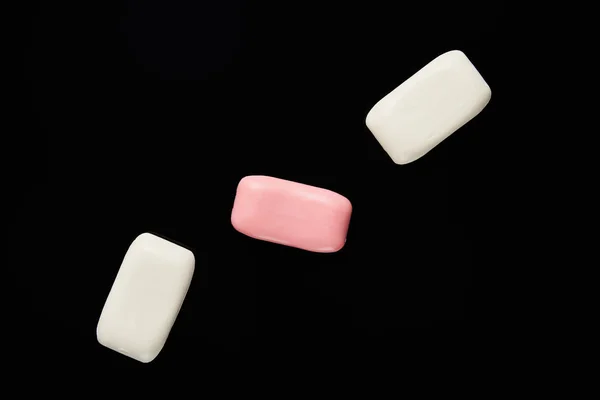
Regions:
[[231, 175, 352, 253]]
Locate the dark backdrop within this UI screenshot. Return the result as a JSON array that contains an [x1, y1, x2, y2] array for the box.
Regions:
[[15, 1, 508, 370]]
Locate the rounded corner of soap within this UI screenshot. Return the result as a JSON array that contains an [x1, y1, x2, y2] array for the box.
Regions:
[[237, 175, 267, 192], [337, 194, 353, 214], [391, 151, 417, 165], [364, 108, 378, 131], [447, 49, 466, 57], [333, 239, 348, 253], [483, 84, 492, 103], [230, 209, 250, 235], [440, 49, 468, 63], [132, 232, 155, 245], [182, 248, 196, 269], [96, 323, 108, 347], [237, 175, 253, 186], [321, 237, 348, 254], [137, 350, 160, 364]]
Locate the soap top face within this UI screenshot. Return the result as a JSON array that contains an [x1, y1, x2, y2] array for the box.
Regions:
[[366, 50, 491, 164], [231, 175, 352, 253], [96, 233, 195, 363]]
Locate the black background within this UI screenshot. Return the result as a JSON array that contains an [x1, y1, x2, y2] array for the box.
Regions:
[[14, 1, 509, 370]]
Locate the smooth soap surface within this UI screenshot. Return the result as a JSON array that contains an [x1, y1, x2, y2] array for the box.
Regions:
[[231, 175, 352, 253], [96, 233, 195, 363], [365, 50, 491, 164]]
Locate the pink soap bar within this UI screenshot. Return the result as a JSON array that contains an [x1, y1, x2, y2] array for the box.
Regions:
[[231, 175, 352, 253]]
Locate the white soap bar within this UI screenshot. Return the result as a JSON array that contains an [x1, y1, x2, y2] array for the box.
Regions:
[[365, 50, 491, 164], [96, 233, 195, 363]]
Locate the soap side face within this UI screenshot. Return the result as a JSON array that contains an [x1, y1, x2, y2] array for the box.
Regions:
[[96, 233, 195, 363], [231, 175, 352, 253], [366, 50, 491, 164]]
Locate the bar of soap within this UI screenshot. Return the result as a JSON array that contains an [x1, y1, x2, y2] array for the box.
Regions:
[[96, 233, 195, 363], [365, 50, 491, 164], [231, 175, 352, 253]]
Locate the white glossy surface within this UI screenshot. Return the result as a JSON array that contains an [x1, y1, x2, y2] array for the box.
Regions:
[[96, 233, 195, 363], [366, 50, 491, 164]]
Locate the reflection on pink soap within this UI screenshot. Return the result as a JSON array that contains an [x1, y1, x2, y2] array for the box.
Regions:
[[231, 175, 352, 253]]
